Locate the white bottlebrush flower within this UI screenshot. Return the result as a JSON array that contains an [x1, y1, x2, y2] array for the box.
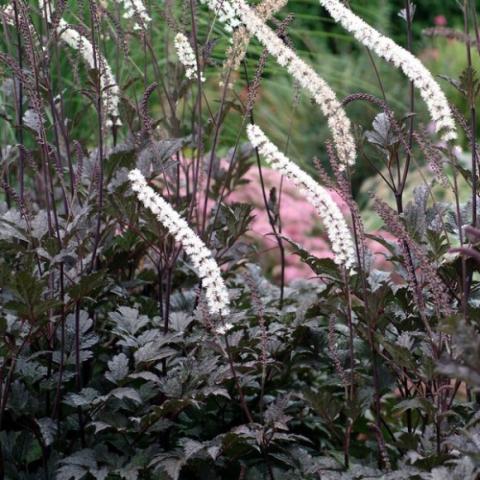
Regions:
[[319, 0, 456, 142], [200, 0, 243, 33], [58, 22, 121, 125], [128, 169, 230, 316], [174, 33, 206, 82], [118, 0, 151, 30], [39, 0, 121, 126], [198, 0, 356, 169], [247, 124, 356, 271]]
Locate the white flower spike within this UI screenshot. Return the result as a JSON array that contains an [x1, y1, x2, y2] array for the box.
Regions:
[[247, 124, 356, 271], [174, 33, 206, 82], [39, 0, 121, 126], [128, 169, 230, 316], [319, 0, 456, 142], [118, 0, 151, 30], [198, 0, 356, 169]]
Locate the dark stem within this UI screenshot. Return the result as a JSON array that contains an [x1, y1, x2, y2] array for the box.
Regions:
[[201, 71, 233, 235], [399, 0, 415, 205], [74, 302, 86, 447], [187, 0, 203, 224], [13, 1, 25, 202], [242, 62, 285, 308], [89, 0, 105, 272], [464, 0, 477, 228]]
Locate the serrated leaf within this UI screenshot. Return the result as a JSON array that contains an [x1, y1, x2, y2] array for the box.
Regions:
[[182, 439, 204, 460], [117, 467, 139, 480], [280, 235, 340, 279], [207, 446, 221, 460], [64, 388, 100, 408], [67, 271, 106, 301], [109, 307, 150, 340], [368, 269, 392, 292], [23, 109, 43, 133], [90, 468, 108, 480], [137, 137, 192, 174], [394, 397, 434, 416], [110, 387, 142, 404], [150, 455, 185, 480], [56, 464, 87, 480], [365, 113, 399, 150], [88, 422, 111, 434], [36, 417, 57, 447], [129, 371, 161, 383], [59, 449, 97, 469], [106, 353, 129, 384]]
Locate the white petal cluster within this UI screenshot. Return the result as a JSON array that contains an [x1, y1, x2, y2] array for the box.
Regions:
[[118, 0, 151, 30], [202, 0, 243, 33], [247, 125, 356, 271], [198, 0, 355, 169], [59, 22, 121, 126], [215, 322, 234, 335], [128, 169, 230, 316], [39, 0, 121, 126], [319, 0, 456, 142], [174, 33, 206, 82]]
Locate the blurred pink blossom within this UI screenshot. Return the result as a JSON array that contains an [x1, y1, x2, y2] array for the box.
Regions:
[[434, 15, 447, 26], [163, 155, 397, 284], [226, 163, 348, 282]]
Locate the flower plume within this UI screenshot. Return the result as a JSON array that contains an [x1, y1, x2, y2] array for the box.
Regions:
[[247, 124, 356, 271], [118, 0, 151, 30], [319, 0, 456, 142], [199, 0, 356, 169], [174, 33, 205, 82], [39, 0, 121, 126], [128, 169, 230, 316]]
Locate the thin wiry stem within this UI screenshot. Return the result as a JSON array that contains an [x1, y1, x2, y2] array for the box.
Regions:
[[12, 1, 25, 203], [89, 0, 105, 272], [242, 60, 286, 308]]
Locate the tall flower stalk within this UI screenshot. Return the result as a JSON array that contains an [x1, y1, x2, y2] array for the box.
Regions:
[[247, 125, 356, 271], [199, 0, 356, 169], [128, 169, 230, 316], [319, 0, 457, 142]]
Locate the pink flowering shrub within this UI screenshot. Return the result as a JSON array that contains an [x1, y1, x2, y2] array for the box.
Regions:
[[227, 164, 336, 281], [156, 154, 394, 283], [225, 162, 391, 282]]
